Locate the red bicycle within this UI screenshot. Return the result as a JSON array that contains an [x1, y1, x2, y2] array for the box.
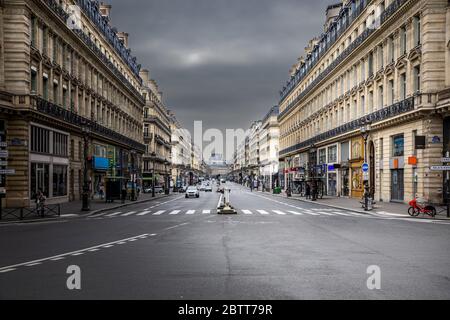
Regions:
[[408, 198, 436, 218]]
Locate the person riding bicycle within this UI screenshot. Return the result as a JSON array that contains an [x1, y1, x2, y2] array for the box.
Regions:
[[35, 190, 46, 217]]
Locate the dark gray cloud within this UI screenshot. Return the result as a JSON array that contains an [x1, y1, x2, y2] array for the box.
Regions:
[[107, 0, 332, 156]]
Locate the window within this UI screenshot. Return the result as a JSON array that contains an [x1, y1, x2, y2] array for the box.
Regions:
[[361, 95, 365, 115], [392, 134, 404, 157], [389, 80, 394, 105], [368, 91, 373, 113], [31, 126, 50, 154], [319, 149, 327, 164], [340, 142, 349, 162], [413, 66, 420, 93], [31, 163, 50, 199], [400, 73, 406, 100], [53, 165, 67, 197], [30, 16, 37, 47], [53, 36, 58, 63], [63, 87, 68, 108], [53, 83, 58, 104], [378, 45, 384, 69], [400, 26, 407, 54], [70, 139, 74, 160], [378, 86, 384, 109], [368, 52, 374, 77], [328, 146, 337, 163], [388, 36, 395, 62], [43, 76, 48, 100], [379, 138, 384, 160], [42, 26, 48, 55], [413, 15, 421, 46], [94, 145, 107, 158], [53, 132, 68, 156], [79, 141, 83, 161], [31, 68, 37, 93]]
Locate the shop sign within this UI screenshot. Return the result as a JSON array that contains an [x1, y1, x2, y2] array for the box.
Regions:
[[93, 157, 109, 170], [328, 164, 336, 171], [441, 158, 450, 163], [0, 169, 15, 175], [408, 156, 418, 165], [431, 136, 441, 144], [415, 136, 426, 149], [431, 166, 450, 171]]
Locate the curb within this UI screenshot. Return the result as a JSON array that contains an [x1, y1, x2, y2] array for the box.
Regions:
[[0, 194, 172, 226]]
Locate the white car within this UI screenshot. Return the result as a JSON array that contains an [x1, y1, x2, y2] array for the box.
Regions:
[[204, 185, 213, 192], [185, 186, 200, 198]]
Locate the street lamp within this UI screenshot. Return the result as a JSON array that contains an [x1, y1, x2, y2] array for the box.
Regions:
[[310, 144, 318, 201], [360, 120, 372, 211], [81, 124, 91, 211]]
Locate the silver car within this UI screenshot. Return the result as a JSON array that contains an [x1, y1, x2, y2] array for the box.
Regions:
[[185, 186, 200, 198]]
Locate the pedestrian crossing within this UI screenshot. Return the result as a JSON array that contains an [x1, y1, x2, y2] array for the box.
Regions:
[[90, 208, 369, 219]]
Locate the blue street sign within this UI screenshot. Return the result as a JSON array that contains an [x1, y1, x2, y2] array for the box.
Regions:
[[362, 163, 369, 172]]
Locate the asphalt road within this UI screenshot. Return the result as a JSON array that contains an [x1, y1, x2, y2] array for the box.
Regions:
[[1, 182, 449, 300]]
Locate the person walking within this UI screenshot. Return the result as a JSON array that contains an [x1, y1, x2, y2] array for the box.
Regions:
[[250, 179, 254, 192]]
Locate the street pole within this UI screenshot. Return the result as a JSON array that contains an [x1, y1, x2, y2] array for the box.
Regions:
[[152, 154, 155, 198], [446, 151, 450, 218]]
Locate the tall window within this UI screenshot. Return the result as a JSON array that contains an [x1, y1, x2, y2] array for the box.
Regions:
[[63, 87, 68, 108], [392, 134, 404, 157], [53, 165, 68, 197], [42, 26, 48, 55], [53, 37, 58, 63], [30, 16, 37, 47], [31, 68, 37, 93], [378, 86, 384, 109], [368, 91, 373, 113], [368, 52, 374, 77], [413, 66, 421, 93], [400, 26, 407, 55], [388, 36, 395, 62], [400, 73, 406, 100], [389, 79, 394, 104], [361, 95, 365, 115], [53, 83, 58, 104], [43, 76, 48, 100], [361, 59, 365, 82], [413, 15, 421, 46], [53, 132, 68, 157], [31, 126, 50, 154]]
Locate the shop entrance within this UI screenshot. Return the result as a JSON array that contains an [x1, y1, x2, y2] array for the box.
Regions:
[[391, 169, 404, 202], [369, 141, 375, 198]]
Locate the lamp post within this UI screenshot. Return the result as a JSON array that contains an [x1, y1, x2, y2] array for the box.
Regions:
[[81, 124, 91, 211], [360, 121, 372, 211], [164, 160, 170, 195], [310, 144, 318, 201]]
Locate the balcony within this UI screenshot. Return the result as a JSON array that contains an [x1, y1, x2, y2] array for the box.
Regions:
[[34, 97, 145, 153], [279, 0, 409, 112], [144, 116, 171, 135], [280, 97, 415, 157]]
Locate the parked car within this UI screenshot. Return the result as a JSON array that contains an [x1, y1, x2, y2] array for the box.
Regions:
[[144, 186, 164, 194], [178, 185, 188, 193], [185, 186, 200, 198], [204, 185, 213, 192], [217, 185, 224, 193], [199, 184, 206, 191]]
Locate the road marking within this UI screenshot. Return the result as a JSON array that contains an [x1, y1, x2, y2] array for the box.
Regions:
[[169, 210, 181, 215], [122, 211, 136, 217], [153, 210, 165, 215], [0, 233, 151, 273], [288, 210, 303, 215], [217, 194, 223, 209], [316, 211, 335, 216], [165, 223, 189, 230], [186, 210, 195, 215], [0, 268, 15, 273], [105, 212, 122, 217], [331, 212, 352, 216], [25, 262, 42, 267], [88, 249, 99, 252], [257, 210, 269, 215], [137, 210, 151, 216], [273, 210, 287, 215], [302, 211, 320, 216], [71, 252, 84, 256], [50, 257, 65, 261], [203, 210, 211, 214], [242, 210, 253, 215]]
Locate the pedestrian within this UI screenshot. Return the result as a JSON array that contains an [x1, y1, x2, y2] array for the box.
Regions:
[[99, 183, 105, 200], [35, 189, 46, 217], [250, 180, 254, 192], [253, 179, 258, 191]]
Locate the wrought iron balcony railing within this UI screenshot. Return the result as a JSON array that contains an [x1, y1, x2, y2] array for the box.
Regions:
[[279, 97, 415, 157]]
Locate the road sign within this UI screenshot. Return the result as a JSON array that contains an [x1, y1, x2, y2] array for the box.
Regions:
[[442, 158, 450, 163], [363, 171, 369, 181], [431, 166, 450, 171], [362, 163, 369, 172], [0, 150, 8, 158], [0, 169, 15, 175]]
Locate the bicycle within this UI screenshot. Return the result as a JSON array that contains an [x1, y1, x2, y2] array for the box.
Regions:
[[408, 198, 436, 218]]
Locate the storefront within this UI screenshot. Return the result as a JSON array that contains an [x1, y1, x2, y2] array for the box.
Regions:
[[444, 117, 450, 204], [340, 141, 350, 197], [350, 137, 364, 199], [390, 134, 405, 202]]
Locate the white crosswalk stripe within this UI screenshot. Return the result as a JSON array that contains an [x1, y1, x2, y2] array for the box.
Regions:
[[316, 211, 335, 216], [186, 210, 195, 215], [273, 210, 287, 215], [202, 210, 211, 214], [152, 210, 165, 215], [257, 210, 269, 215], [242, 210, 253, 215], [105, 212, 122, 217], [288, 210, 303, 215], [137, 210, 151, 216], [302, 211, 320, 216], [169, 210, 181, 215], [121, 211, 136, 217]]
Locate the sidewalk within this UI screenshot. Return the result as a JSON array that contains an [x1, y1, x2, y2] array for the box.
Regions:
[[0, 192, 171, 224], [265, 190, 450, 220]]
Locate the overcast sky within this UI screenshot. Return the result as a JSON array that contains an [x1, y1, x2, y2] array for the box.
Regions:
[[108, 0, 333, 159]]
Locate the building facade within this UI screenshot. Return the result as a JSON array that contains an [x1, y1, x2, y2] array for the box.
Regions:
[[170, 113, 192, 189], [0, 0, 145, 207], [278, 0, 450, 204], [259, 106, 280, 191], [140, 70, 172, 191]]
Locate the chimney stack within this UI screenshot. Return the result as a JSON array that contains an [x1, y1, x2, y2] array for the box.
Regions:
[[117, 32, 129, 48], [99, 2, 112, 19]]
